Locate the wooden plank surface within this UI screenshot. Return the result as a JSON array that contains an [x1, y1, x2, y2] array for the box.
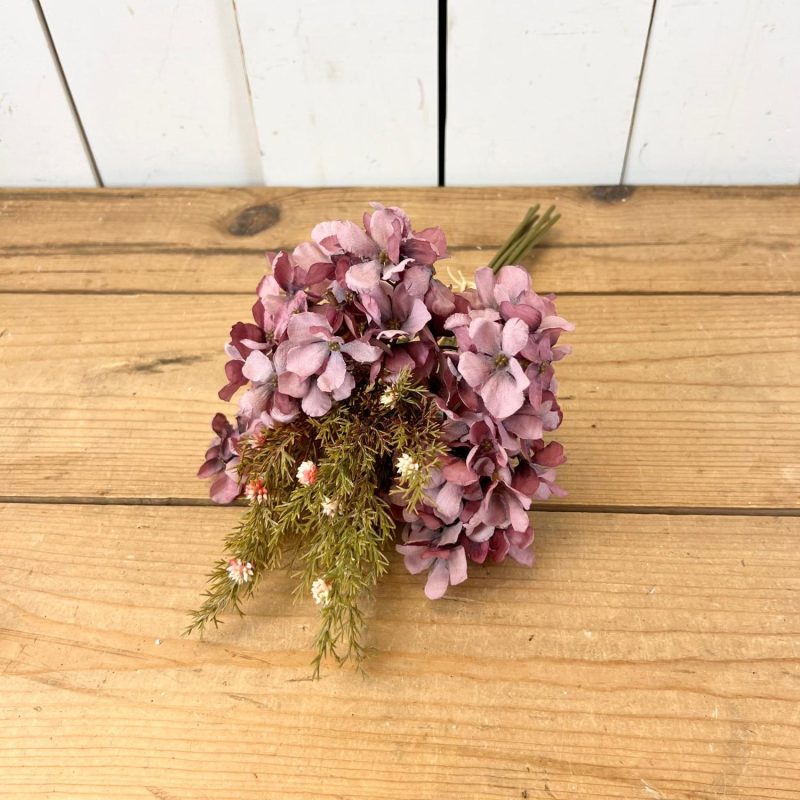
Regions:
[[40, 0, 263, 186], [1, 292, 797, 508], [0, 0, 95, 187], [235, 0, 438, 185], [1, 187, 798, 799], [1, 187, 797, 294], [1, 504, 798, 799], [626, 0, 800, 184], [446, 1, 653, 185]]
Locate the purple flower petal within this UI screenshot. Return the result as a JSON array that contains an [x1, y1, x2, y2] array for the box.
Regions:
[[397, 544, 431, 575], [301, 382, 332, 417], [444, 312, 471, 330], [331, 371, 355, 401], [402, 298, 432, 336], [425, 279, 455, 317], [469, 318, 502, 355], [448, 546, 468, 585], [369, 208, 401, 263], [496, 265, 531, 299], [340, 339, 382, 363], [218, 360, 246, 401], [481, 370, 525, 419], [287, 311, 330, 342], [502, 408, 544, 440], [441, 457, 478, 485], [501, 317, 529, 356], [457, 352, 493, 388], [474, 267, 496, 308], [197, 457, 221, 479], [401, 237, 437, 265], [311, 221, 342, 253], [286, 341, 328, 377], [242, 350, 274, 383], [424, 558, 451, 599], [500, 300, 541, 328], [277, 371, 309, 398], [402, 264, 432, 297], [438, 523, 462, 546], [210, 473, 240, 504], [292, 241, 329, 269], [345, 260, 382, 292], [434, 481, 463, 522], [336, 220, 379, 258], [535, 441, 566, 467], [507, 357, 531, 393], [317, 350, 346, 392], [539, 314, 575, 333]]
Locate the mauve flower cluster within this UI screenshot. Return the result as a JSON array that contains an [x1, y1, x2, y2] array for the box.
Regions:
[[199, 203, 572, 598]]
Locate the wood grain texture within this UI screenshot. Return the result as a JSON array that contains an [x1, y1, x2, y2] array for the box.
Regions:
[[1, 187, 798, 293], [627, 0, 800, 184], [0, 0, 95, 187], [0, 291, 797, 508], [446, 0, 653, 185], [40, 0, 263, 187], [1, 504, 798, 799], [235, 0, 438, 185], [1, 187, 799, 799]]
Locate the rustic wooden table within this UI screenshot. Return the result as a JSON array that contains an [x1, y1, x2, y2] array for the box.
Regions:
[[1, 187, 798, 799]]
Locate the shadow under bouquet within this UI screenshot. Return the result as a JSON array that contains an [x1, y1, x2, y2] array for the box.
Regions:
[[189, 202, 573, 674]]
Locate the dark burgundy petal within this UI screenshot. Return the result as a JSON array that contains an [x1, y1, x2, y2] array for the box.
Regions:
[[272, 252, 294, 290], [218, 361, 246, 401], [511, 462, 540, 496], [197, 457, 222, 479], [304, 261, 335, 286], [401, 237, 438, 266], [534, 441, 566, 467]]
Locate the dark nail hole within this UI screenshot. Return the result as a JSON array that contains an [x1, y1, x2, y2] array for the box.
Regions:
[[588, 185, 635, 203]]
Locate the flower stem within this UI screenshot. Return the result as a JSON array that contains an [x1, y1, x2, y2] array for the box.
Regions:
[[488, 203, 561, 274]]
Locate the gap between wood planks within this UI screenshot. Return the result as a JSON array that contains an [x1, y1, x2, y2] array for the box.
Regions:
[[1, 495, 797, 517], [0, 239, 792, 256], [0, 288, 794, 297]]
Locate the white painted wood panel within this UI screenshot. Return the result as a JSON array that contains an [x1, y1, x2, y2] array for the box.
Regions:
[[0, 0, 95, 187], [235, 0, 438, 186], [40, 0, 262, 186], [445, 0, 654, 186], [626, 0, 800, 184]]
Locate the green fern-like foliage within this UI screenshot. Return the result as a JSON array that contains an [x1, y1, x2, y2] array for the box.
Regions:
[[186, 370, 446, 675]]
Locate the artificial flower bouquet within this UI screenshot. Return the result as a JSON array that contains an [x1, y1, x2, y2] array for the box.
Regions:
[[189, 202, 572, 674]]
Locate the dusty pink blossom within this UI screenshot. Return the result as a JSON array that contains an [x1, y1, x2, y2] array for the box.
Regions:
[[457, 317, 530, 419]]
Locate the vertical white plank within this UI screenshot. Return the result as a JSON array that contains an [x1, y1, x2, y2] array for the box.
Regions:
[[626, 0, 800, 184], [0, 0, 95, 186], [446, 1, 654, 186], [40, 0, 262, 187], [235, 0, 438, 186]]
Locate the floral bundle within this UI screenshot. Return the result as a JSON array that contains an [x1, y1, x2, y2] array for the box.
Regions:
[[189, 202, 572, 673]]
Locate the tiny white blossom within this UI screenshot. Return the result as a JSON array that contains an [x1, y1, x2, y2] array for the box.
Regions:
[[321, 496, 339, 517], [227, 558, 254, 585], [296, 460, 318, 486], [379, 385, 398, 407], [396, 453, 420, 481], [311, 577, 332, 606]]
